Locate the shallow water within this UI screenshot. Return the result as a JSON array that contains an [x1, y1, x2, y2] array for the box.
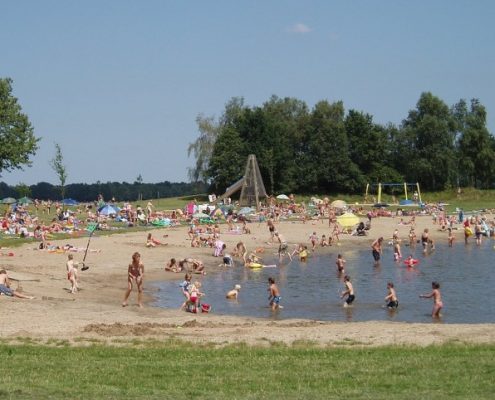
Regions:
[[151, 239, 495, 323]]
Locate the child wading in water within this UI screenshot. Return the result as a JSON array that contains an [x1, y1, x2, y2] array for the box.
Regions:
[[385, 282, 399, 309], [420, 281, 443, 318], [267, 277, 282, 310], [336, 254, 346, 274], [341, 275, 355, 307]]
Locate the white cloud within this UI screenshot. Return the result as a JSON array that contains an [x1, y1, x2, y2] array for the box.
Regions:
[[288, 23, 312, 34]]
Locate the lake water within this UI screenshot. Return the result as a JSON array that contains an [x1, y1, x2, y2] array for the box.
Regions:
[[151, 240, 495, 323]]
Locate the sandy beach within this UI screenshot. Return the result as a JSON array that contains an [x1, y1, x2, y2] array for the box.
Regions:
[[2, 215, 494, 347]]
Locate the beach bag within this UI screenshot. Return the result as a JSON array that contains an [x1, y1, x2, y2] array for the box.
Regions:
[[201, 303, 211, 313]]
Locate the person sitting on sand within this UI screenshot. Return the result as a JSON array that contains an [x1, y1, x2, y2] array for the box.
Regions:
[[0, 269, 35, 299], [226, 284, 241, 299], [165, 258, 183, 273], [146, 233, 165, 248], [183, 258, 206, 275]]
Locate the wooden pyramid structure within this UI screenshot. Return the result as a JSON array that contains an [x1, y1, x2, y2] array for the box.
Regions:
[[218, 154, 267, 210]]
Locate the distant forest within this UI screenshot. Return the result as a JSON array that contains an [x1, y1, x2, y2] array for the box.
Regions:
[[0, 180, 207, 202]]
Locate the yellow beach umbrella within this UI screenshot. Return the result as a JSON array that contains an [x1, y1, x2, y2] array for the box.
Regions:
[[336, 212, 360, 228]]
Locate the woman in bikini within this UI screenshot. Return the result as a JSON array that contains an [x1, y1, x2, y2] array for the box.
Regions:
[[122, 252, 144, 307]]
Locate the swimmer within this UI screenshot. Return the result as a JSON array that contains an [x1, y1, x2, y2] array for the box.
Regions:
[[371, 237, 383, 266], [420, 281, 443, 318], [404, 254, 417, 267], [341, 275, 355, 307], [384, 282, 399, 309], [393, 241, 402, 262], [299, 245, 309, 262], [447, 228, 455, 247], [226, 284, 241, 299], [336, 254, 346, 273]]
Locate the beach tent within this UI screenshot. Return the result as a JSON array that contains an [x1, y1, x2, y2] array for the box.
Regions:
[[1, 197, 16, 204], [62, 198, 79, 206], [98, 204, 121, 216], [276, 194, 290, 200], [238, 206, 255, 215], [331, 200, 347, 209], [17, 196, 33, 205]]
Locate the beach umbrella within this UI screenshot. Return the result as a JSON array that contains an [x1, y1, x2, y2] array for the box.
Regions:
[[98, 204, 121, 216], [61, 198, 79, 206], [336, 212, 360, 228], [17, 196, 33, 205], [331, 200, 347, 209], [1, 197, 17, 204], [276, 194, 290, 200], [238, 207, 255, 215]]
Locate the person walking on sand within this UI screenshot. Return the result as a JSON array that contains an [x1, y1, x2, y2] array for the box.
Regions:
[[371, 237, 383, 266], [420, 281, 443, 318], [66, 254, 82, 294], [122, 252, 144, 308], [0, 269, 35, 299], [341, 275, 355, 307]]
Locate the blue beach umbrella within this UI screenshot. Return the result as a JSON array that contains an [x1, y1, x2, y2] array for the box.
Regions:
[[62, 198, 79, 206], [98, 204, 121, 216]]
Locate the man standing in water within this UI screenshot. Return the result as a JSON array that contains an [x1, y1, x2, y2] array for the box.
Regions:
[[371, 237, 383, 266], [341, 275, 355, 307]]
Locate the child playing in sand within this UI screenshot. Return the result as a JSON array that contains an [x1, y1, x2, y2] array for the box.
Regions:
[[420, 281, 443, 318], [165, 258, 183, 273], [320, 234, 328, 247], [268, 277, 282, 310], [341, 275, 355, 307], [226, 284, 241, 299], [385, 282, 399, 309], [146, 233, 163, 247], [0, 269, 35, 299], [336, 254, 346, 273]]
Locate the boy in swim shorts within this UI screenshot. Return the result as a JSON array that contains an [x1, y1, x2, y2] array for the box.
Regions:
[[341, 275, 355, 307], [268, 277, 282, 310]]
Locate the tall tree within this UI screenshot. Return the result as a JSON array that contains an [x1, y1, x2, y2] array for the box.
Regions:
[[50, 143, 68, 200], [399, 92, 457, 190], [456, 99, 495, 188], [187, 114, 221, 183], [0, 78, 40, 175], [345, 110, 401, 183]]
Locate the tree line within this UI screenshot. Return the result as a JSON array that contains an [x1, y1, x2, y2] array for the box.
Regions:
[[188, 93, 495, 196], [0, 180, 207, 202]]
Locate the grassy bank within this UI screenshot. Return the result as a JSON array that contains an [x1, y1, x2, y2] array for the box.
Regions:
[[0, 342, 493, 399]]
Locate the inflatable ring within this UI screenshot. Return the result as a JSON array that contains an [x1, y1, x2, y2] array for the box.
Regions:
[[465, 227, 473, 237], [404, 259, 419, 266], [247, 262, 263, 269]]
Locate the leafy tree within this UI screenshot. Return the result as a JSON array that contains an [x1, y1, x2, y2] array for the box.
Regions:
[[399, 92, 457, 190], [0, 78, 40, 175], [208, 126, 245, 194], [187, 114, 221, 183], [15, 183, 31, 198], [456, 99, 495, 188], [50, 143, 68, 200]]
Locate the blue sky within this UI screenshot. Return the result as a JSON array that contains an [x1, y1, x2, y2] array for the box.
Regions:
[[2, 0, 494, 185]]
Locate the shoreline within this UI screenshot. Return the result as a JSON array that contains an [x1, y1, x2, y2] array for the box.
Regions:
[[1, 215, 494, 346]]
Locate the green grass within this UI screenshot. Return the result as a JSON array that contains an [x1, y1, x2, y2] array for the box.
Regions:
[[0, 342, 493, 399]]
